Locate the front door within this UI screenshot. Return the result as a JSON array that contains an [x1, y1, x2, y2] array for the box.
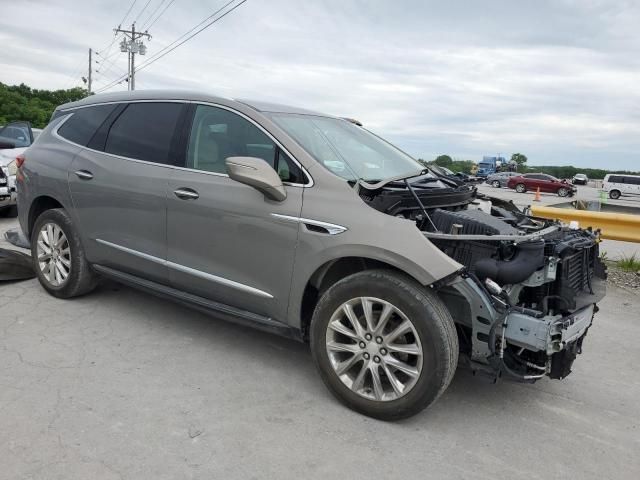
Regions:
[[166, 104, 307, 322], [69, 102, 185, 284]]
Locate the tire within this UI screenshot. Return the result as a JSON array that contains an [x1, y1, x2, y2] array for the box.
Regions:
[[515, 183, 526, 193], [557, 187, 569, 197], [491, 180, 500, 188], [31, 208, 97, 298], [0, 205, 18, 218], [609, 190, 621, 200], [310, 270, 458, 421]]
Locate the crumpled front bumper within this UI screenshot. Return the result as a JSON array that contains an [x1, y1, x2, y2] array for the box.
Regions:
[[504, 304, 594, 355]]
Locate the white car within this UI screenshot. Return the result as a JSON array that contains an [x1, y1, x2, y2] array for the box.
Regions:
[[603, 173, 640, 200], [0, 122, 41, 217]]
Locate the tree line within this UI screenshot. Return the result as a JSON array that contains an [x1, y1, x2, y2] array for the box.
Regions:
[[0, 82, 87, 129], [424, 154, 638, 180]]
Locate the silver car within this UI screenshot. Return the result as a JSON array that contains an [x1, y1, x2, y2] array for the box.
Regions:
[[0, 122, 42, 216], [485, 171, 519, 188], [17, 91, 606, 419]]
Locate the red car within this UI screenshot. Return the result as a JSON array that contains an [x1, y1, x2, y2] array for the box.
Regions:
[[507, 173, 576, 197]]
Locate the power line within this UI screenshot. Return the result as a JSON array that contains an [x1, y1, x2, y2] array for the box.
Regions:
[[119, 0, 139, 27], [141, 0, 168, 30], [136, 0, 243, 72], [144, 0, 177, 30], [94, 0, 249, 94], [133, 0, 153, 24], [139, 0, 236, 67]]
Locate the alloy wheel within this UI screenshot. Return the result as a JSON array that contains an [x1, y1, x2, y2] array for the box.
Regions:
[[325, 297, 423, 402], [492, 180, 500, 188], [36, 223, 71, 287]]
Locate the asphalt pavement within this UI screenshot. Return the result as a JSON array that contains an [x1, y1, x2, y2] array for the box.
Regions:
[[1, 213, 639, 480]]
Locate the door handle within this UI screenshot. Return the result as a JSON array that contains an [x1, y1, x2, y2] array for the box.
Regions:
[[74, 170, 93, 180], [173, 188, 199, 200]]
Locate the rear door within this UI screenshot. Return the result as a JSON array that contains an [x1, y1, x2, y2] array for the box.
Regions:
[[166, 104, 307, 321], [68, 101, 186, 284]]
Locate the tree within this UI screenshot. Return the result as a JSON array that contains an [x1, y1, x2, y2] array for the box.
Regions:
[[0, 82, 88, 129], [434, 155, 453, 167], [510, 153, 528, 167]]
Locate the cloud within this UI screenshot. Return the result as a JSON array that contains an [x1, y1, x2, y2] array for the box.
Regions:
[[1, 0, 638, 169]]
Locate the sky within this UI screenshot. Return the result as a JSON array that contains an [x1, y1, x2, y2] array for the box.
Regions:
[[1, 0, 639, 170]]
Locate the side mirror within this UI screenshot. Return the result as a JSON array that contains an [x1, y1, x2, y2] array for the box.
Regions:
[[225, 156, 287, 202]]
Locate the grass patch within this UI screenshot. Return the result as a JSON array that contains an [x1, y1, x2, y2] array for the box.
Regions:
[[617, 253, 640, 272]]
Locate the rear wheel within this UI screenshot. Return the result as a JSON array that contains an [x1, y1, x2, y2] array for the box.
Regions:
[[609, 190, 621, 199], [491, 180, 500, 188], [31, 208, 97, 298], [310, 270, 458, 420], [558, 187, 569, 197], [515, 183, 526, 193]]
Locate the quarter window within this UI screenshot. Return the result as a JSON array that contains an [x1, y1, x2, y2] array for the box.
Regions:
[[104, 102, 183, 164], [57, 104, 117, 146], [186, 105, 305, 183]]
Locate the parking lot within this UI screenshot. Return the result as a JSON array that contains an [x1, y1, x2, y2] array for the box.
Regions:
[[476, 182, 640, 260], [1, 198, 639, 479]]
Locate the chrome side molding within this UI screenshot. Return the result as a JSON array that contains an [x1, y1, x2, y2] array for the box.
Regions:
[[270, 213, 347, 235], [95, 238, 273, 299]]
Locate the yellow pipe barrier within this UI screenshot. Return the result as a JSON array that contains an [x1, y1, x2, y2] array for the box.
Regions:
[[530, 206, 640, 243]]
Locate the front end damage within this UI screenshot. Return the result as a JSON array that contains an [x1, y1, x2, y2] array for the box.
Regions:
[[358, 172, 607, 382]]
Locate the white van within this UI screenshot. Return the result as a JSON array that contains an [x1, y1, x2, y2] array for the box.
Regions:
[[603, 174, 640, 199]]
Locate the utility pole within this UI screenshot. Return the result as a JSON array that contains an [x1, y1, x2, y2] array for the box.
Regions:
[[88, 48, 92, 94], [116, 23, 151, 91]]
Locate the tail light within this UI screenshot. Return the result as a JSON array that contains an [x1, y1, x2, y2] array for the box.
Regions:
[[15, 153, 25, 182]]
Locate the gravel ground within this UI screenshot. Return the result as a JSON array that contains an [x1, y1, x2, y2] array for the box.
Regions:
[[1, 215, 640, 480], [607, 268, 640, 290]]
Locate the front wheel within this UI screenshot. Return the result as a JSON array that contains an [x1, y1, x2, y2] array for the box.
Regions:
[[558, 187, 569, 197], [491, 180, 500, 188], [515, 183, 526, 193], [31, 208, 97, 298], [609, 190, 621, 199], [310, 270, 458, 420]]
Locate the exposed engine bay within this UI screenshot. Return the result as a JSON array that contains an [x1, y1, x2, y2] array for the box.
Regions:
[[357, 171, 607, 382]]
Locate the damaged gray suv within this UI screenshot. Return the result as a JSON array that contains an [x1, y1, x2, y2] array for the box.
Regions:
[[17, 91, 606, 420]]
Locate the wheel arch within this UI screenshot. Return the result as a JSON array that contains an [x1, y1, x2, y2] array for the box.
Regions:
[[297, 256, 428, 342], [27, 195, 65, 240]]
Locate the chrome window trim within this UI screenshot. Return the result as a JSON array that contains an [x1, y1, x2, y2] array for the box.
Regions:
[[270, 213, 347, 235], [54, 99, 314, 188], [95, 238, 273, 299]]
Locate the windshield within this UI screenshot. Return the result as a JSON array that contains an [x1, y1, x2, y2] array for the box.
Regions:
[[267, 113, 423, 181]]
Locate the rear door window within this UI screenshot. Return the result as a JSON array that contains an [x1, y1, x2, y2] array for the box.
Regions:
[[105, 102, 183, 164], [57, 104, 117, 146]]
